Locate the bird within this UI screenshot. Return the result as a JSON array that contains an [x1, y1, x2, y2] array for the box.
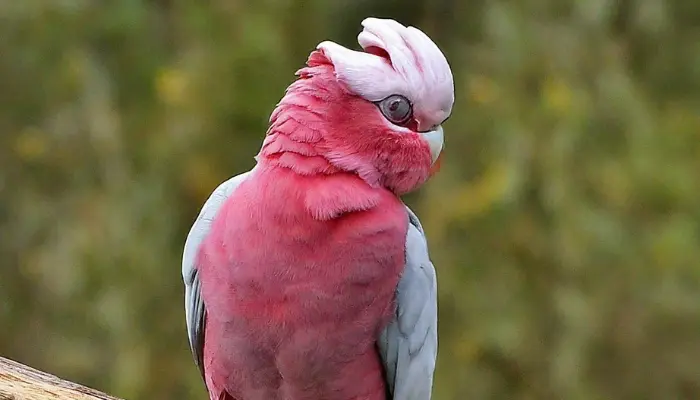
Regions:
[[182, 17, 454, 400]]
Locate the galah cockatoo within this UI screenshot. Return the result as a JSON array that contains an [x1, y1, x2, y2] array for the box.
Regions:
[[182, 17, 454, 400]]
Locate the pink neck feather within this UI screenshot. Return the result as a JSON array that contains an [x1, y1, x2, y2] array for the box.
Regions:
[[255, 61, 391, 220], [258, 60, 349, 177]]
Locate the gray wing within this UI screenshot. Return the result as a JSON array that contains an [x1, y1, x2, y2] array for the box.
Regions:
[[378, 206, 439, 400], [182, 171, 251, 379]]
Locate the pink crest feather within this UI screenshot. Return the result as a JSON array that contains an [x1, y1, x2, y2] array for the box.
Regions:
[[317, 17, 454, 131]]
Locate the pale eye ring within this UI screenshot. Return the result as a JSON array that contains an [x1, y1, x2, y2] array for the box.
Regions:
[[377, 95, 413, 126]]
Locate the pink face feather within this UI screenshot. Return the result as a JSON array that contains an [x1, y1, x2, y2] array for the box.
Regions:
[[258, 18, 455, 195]]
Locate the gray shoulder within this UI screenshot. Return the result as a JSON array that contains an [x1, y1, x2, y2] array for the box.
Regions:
[[182, 170, 251, 379], [378, 205, 438, 400]]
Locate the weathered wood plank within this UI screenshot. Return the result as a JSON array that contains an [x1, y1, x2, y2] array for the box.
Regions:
[[0, 356, 121, 400]]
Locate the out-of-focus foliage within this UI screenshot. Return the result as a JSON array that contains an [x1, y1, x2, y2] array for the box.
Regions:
[[1, 0, 699, 399]]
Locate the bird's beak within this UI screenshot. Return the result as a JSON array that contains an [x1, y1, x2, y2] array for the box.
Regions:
[[421, 125, 444, 165]]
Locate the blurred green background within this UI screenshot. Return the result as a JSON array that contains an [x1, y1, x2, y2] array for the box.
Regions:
[[1, 0, 700, 399]]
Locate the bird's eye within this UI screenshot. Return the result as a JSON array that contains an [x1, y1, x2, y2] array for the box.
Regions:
[[377, 95, 413, 126]]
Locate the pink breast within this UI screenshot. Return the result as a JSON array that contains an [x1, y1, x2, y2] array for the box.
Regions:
[[197, 167, 408, 399]]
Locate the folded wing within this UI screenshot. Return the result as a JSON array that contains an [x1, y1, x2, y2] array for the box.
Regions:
[[182, 172, 251, 380], [378, 207, 439, 400]]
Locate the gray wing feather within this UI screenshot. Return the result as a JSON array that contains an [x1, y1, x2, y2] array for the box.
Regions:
[[378, 206, 439, 400], [182, 171, 251, 379]]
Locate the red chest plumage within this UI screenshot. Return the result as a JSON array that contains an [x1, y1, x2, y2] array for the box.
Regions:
[[197, 166, 408, 400]]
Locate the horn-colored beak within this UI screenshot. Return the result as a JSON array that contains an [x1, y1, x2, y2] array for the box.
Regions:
[[421, 125, 444, 164]]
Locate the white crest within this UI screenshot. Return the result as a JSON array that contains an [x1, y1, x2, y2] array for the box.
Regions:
[[317, 18, 454, 130]]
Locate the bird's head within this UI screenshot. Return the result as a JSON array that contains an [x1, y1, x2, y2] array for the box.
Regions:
[[261, 18, 454, 195]]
